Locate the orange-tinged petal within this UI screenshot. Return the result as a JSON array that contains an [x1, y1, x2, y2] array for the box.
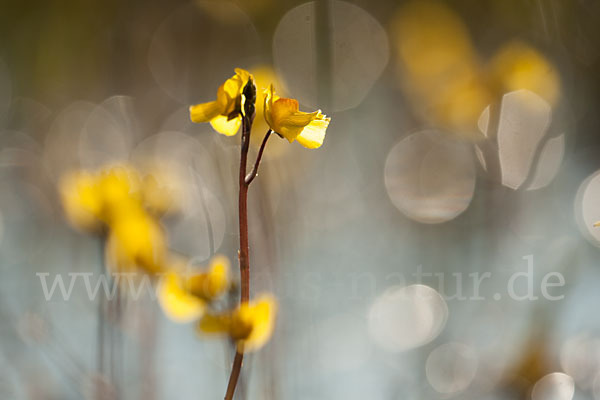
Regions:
[[263, 84, 329, 147]]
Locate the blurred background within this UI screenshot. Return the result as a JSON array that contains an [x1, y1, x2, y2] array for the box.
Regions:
[[2, 0, 600, 399]]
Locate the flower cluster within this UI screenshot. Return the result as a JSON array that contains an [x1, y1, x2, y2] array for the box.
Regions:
[[60, 164, 169, 274], [157, 255, 277, 353], [190, 68, 330, 148], [59, 164, 277, 352]]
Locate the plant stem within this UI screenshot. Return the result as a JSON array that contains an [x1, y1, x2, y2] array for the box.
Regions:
[[245, 129, 272, 185], [225, 80, 256, 400]]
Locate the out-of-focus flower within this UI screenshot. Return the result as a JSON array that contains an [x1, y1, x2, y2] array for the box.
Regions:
[[264, 84, 330, 149], [185, 255, 230, 300], [487, 40, 561, 106], [157, 255, 231, 323], [198, 294, 277, 352], [390, 1, 561, 141], [594, 221, 600, 227], [59, 165, 141, 231], [59, 170, 105, 232], [391, 0, 491, 141], [105, 209, 167, 274], [157, 270, 206, 323], [189, 68, 253, 136]]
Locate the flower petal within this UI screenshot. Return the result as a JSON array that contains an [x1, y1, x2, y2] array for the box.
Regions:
[[190, 100, 223, 123], [210, 115, 242, 136], [237, 294, 277, 352], [158, 271, 206, 323], [296, 116, 330, 149], [198, 313, 231, 334]]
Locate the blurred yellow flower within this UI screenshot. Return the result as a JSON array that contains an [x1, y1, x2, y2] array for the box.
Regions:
[[189, 68, 253, 136], [105, 209, 167, 274], [157, 270, 206, 323], [157, 255, 231, 322], [185, 254, 230, 301], [487, 40, 561, 106], [198, 294, 277, 352], [59, 170, 105, 232], [264, 84, 330, 149]]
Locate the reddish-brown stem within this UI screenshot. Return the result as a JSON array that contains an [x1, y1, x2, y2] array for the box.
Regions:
[[245, 129, 272, 185], [224, 82, 256, 399]]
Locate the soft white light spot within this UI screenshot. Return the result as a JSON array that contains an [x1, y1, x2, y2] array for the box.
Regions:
[[478, 106, 490, 137], [384, 130, 476, 223], [497, 90, 551, 189], [368, 284, 448, 352], [526, 134, 565, 190], [531, 372, 574, 400], [273, 0, 389, 112], [474, 145, 487, 171], [426, 342, 478, 394], [574, 169, 600, 246], [560, 334, 600, 390]]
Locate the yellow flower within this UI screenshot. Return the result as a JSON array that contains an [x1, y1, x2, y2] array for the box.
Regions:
[[264, 84, 330, 149], [157, 255, 231, 323], [487, 40, 561, 106], [198, 294, 277, 352], [59, 165, 146, 232], [185, 255, 230, 300], [59, 170, 105, 232], [105, 209, 167, 274], [594, 221, 600, 227], [157, 270, 206, 323], [189, 68, 253, 136]]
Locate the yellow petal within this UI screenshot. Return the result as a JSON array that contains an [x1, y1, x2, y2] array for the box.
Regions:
[[158, 271, 206, 323], [234, 68, 252, 84], [106, 210, 166, 274], [207, 255, 230, 297], [210, 114, 242, 136], [186, 254, 230, 300], [59, 170, 103, 232], [236, 294, 277, 352], [190, 100, 223, 123], [594, 221, 600, 227], [296, 115, 330, 149], [198, 313, 232, 334]]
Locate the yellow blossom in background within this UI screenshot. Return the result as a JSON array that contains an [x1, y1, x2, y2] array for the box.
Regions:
[[264, 85, 330, 149], [157, 270, 206, 323], [105, 209, 167, 274], [487, 40, 561, 106], [185, 254, 230, 301], [157, 255, 231, 322], [59, 170, 105, 232], [198, 294, 277, 352], [390, 0, 491, 141], [189, 68, 253, 136], [96, 165, 142, 221]]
